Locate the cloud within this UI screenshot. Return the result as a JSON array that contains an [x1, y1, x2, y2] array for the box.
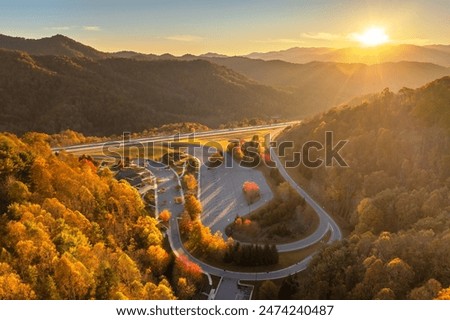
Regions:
[[394, 38, 434, 45], [164, 34, 203, 42], [83, 26, 101, 32], [301, 32, 342, 41], [252, 38, 305, 44], [46, 26, 72, 31]]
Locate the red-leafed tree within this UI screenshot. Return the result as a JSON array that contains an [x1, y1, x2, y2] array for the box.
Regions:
[[172, 256, 203, 299], [242, 181, 260, 204]]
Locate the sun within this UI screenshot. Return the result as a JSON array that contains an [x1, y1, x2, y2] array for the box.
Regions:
[[354, 27, 389, 47]]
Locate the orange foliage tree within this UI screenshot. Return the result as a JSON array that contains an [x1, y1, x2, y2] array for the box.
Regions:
[[158, 209, 171, 223], [184, 194, 202, 220], [242, 181, 260, 204]]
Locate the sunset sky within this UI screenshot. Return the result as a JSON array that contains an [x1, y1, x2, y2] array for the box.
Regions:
[[1, 0, 449, 55]]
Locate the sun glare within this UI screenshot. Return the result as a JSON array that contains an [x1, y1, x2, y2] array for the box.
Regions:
[[354, 27, 389, 47]]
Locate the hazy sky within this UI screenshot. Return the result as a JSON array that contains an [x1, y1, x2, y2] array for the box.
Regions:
[[1, 0, 449, 55]]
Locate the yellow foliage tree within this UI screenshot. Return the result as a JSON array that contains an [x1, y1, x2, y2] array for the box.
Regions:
[[176, 277, 196, 299], [183, 174, 197, 191], [0, 263, 36, 299], [54, 253, 95, 299], [143, 278, 176, 300], [147, 245, 170, 277], [184, 195, 202, 220], [116, 252, 142, 288], [435, 288, 450, 300]]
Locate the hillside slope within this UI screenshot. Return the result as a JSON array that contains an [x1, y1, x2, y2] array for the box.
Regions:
[[0, 34, 107, 60], [117, 53, 450, 116], [199, 56, 449, 114], [0, 50, 294, 135], [277, 77, 450, 299]]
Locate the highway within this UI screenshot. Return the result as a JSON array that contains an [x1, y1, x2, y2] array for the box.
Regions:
[[53, 122, 299, 153]]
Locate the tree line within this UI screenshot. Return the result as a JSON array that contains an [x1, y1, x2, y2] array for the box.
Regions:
[[180, 190, 280, 267]]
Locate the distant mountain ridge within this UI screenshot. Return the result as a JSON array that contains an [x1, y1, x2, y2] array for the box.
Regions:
[[0, 34, 449, 136], [2, 34, 449, 67], [0, 49, 294, 135], [188, 56, 449, 89], [188, 57, 449, 115], [246, 44, 450, 67], [0, 34, 107, 60]]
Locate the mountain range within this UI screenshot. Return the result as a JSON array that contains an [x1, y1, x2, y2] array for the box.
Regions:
[[4, 34, 448, 66], [0, 34, 449, 136], [0, 49, 293, 135], [246, 44, 450, 67]]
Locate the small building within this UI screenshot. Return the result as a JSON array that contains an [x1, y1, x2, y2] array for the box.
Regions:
[[115, 167, 153, 187]]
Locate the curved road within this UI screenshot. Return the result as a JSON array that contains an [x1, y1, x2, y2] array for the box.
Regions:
[[158, 139, 342, 281], [270, 148, 342, 248]]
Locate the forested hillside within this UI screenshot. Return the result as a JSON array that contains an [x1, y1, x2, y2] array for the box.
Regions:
[[198, 57, 450, 115], [1, 34, 448, 137], [0, 133, 201, 299], [0, 49, 293, 136], [0, 34, 107, 60], [280, 77, 450, 299], [109, 52, 450, 116]]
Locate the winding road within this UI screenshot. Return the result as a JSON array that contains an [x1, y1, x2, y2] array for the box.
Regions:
[[143, 131, 342, 284], [57, 123, 342, 297], [270, 147, 342, 248]]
